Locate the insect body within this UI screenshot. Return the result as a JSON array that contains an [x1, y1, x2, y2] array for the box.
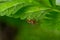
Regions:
[[27, 19, 37, 24]]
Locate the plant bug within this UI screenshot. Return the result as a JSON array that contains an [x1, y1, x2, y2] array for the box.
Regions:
[[26, 19, 38, 24]]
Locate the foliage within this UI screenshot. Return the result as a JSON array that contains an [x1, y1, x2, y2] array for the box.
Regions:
[[0, 0, 60, 40]]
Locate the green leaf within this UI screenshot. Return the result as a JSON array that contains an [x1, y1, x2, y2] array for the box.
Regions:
[[49, 0, 56, 7], [10, 4, 49, 20], [0, 0, 29, 16], [36, 0, 52, 7], [56, 5, 60, 10]]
